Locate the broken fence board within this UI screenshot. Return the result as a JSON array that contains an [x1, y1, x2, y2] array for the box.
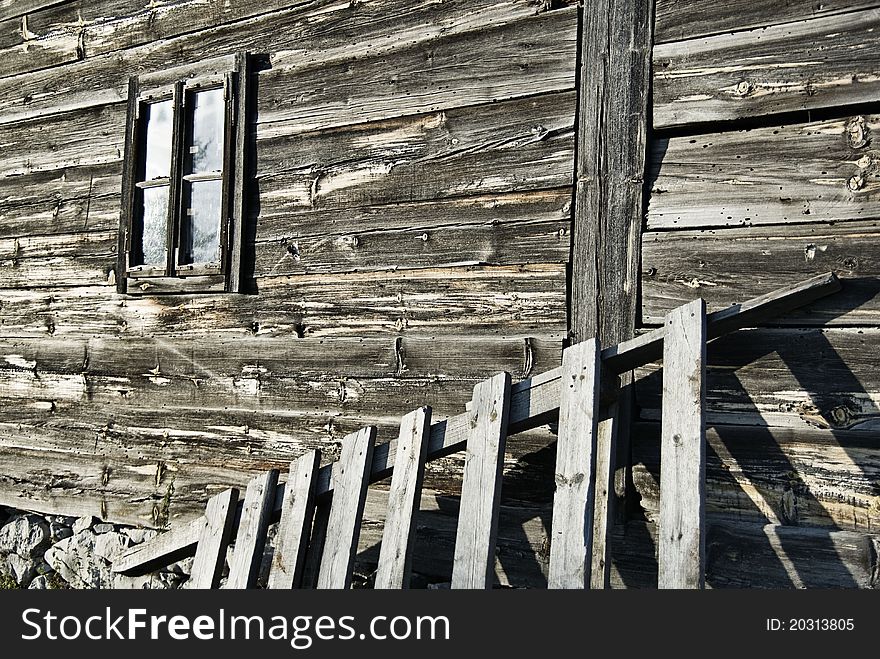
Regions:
[[548, 339, 600, 589], [225, 470, 279, 589], [451, 372, 512, 589], [268, 450, 321, 590], [114, 273, 840, 574], [375, 407, 432, 589], [590, 401, 618, 589], [658, 299, 707, 589], [316, 427, 376, 589], [188, 488, 238, 589]]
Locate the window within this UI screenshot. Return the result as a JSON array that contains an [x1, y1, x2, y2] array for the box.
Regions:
[[117, 53, 250, 294]]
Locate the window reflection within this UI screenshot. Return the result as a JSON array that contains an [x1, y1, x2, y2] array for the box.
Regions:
[[140, 186, 168, 266], [189, 88, 225, 174], [143, 100, 173, 180], [184, 179, 222, 264]]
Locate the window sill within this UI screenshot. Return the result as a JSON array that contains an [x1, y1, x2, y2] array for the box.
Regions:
[[125, 274, 226, 295]]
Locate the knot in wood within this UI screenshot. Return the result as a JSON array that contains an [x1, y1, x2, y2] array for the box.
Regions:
[[846, 116, 869, 149], [847, 174, 866, 192], [735, 80, 753, 97]]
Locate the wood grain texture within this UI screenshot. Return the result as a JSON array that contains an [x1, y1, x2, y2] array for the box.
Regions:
[[0, 0, 67, 21], [632, 423, 880, 533], [548, 339, 600, 589], [0, 230, 115, 289], [225, 469, 279, 589], [451, 372, 512, 588], [375, 406, 431, 589], [590, 402, 618, 588], [570, 0, 652, 345], [268, 450, 320, 589], [654, 8, 880, 128], [647, 113, 880, 231], [658, 299, 707, 589], [0, 264, 567, 338], [188, 487, 238, 589], [642, 221, 880, 325], [654, 0, 880, 43], [316, 427, 376, 589]]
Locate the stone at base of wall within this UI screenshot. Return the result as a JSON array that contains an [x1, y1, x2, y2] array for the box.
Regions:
[[0, 505, 191, 590]]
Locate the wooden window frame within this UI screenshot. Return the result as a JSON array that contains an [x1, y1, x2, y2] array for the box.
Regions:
[[117, 52, 250, 295]]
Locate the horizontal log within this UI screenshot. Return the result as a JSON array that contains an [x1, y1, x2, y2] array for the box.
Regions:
[[257, 8, 577, 130], [647, 114, 880, 230], [654, 0, 880, 44], [255, 91, 576, 220], [0, 102, 124, 176], [0, 163, 121, 238], [0, 19, 80, 79], [642, 221, 880, 325], [636, 327, 880, 431], [632, 422, 880, 534], [0, 230, 115, 288], [0, 0, 66, 21], [113, 273, 841, 572], [0, 0, 575, 125], [0, 264, 567, 338], [654, 8, 880, 128], [254, 218, 569, 277]]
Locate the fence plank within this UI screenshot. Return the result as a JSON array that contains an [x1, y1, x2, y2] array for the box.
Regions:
[[316, 427, 376, 589], [658, 299, 707, 589], [451, 372, 512, 589], [548, 339, 601, 589], [188, 488, 239, 589], [375, 407, 432, 589], [268, 451, 321, 589], [225, 470, 279, 589]]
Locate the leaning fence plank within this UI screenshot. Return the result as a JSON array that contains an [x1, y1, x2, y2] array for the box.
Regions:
[[590, 400, 619, 588], [225, 470, 279, 589], [188, 488, 239, 589], [114, 274, 840, 576], [316, 427, 376, 589], [658, 299, 707, 589], [268, 451, 321, 589], [375, 407, 432, 589], [548, 339, 601, 589], [451, 372, 512, 589]]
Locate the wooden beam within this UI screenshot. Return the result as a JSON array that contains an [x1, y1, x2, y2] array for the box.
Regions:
[[374, 407, 431, 589], [316, 427, 376, 589], [548, 339, 600, 588], [451, 373, 512, 589], [225, 470, 278, 589], [268, 450, 320, 590], [658, 299, 707, 589], [114, 273, 841, 575]]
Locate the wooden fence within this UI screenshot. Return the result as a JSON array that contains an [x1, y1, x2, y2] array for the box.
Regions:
[[113, 273, 841, 588]]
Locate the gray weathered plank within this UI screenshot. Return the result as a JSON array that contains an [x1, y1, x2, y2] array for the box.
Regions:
[[375, 406, 432, 589], [225, 469, 279, 589], [548, 339, 600, 589], [590, 402, 618, 588], [0, 0, 66, 21], [451, 372, 512, 589], [316, 426, 376, 589], [268, 450, 321, 589], [658, 299, 707, 589], [654, 8, 880, 128], [188, 487, 239, 589], [647, 114, 880, 231]]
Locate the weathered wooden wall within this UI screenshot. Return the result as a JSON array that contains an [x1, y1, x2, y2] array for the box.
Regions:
[[1, 0, 879, 587]]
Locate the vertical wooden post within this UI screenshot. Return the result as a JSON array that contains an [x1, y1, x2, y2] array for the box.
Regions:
[[568, 0, 656, 583], [375, 407, 432, 589], [548, 339, 601, 589], [658, 299, 707, 589], [316, 427, 376, 589], [226, 470, 279, 589], [451, 372, 512, 589], [188, 488, 239, 589], [268, 450, 321, 589]]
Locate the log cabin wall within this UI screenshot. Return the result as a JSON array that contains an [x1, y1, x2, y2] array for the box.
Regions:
[[0, 0, 878, 587]]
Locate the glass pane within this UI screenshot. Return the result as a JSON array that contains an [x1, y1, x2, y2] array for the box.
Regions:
[[140, 185, 168, 267], [189, 88, 225, 174], [184, 179, 223, 264], [143, 100, 174, 180]]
